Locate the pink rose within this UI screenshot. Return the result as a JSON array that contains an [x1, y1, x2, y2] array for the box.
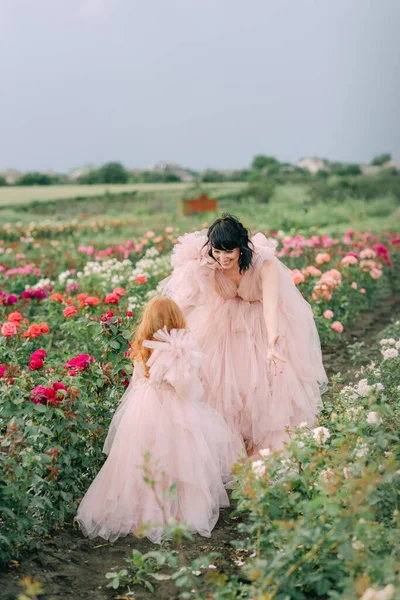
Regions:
[[323, 310, 334, 319], [315, 252, 331, 265], [104, 293, 119, 304], [351, 282, 358, 289], [291, 269, 305, 285], [331, 321, 344, 333], [0, 364, 6, 378], [360, 288, 366, 294], [370, 268, 382, 279], [341, 255, 358, 266], [1, 322, 17, 337]]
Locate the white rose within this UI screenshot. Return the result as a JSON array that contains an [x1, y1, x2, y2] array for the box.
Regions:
[[382, 348, 399, 360], [251, 460, 266, 478], [312, 426, 330, 445], [352, 538, 365, 551], [259, 448, 271, 458], [367, 411, 379, 424]]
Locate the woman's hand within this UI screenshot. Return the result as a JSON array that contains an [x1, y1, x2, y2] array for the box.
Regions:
[[267, 334, 286, 375]]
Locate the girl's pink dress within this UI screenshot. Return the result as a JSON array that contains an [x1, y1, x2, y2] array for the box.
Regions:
[[160, 231, 328, 452], [76, 328, 242, 543]]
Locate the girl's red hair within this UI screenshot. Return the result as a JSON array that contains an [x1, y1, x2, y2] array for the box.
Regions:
[[130, 296, 186, 377]]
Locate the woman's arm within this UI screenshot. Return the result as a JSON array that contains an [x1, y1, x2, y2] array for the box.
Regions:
[[260, 259, 286, 374]]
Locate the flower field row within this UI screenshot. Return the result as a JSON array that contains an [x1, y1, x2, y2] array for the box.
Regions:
[[0, 225, 399, 565]]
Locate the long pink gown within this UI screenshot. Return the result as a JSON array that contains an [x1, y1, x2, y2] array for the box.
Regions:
[[160, 231, 328, 451], [76, 328, 242, 543]]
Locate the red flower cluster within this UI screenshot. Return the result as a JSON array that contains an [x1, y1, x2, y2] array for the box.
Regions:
[[0, 364, 6, 378], [100, 310, 115, 322], [22, 322, 50, 339], [30, 382, 68, 406], [374, 244, 393, 267], [63, 353, 94, 375], [28, 349, 47, 371], [21, 288, 48, 300]]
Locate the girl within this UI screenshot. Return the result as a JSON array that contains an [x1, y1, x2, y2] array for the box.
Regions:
[[160, 214, 328, 455], [76, 296, 242, 543]]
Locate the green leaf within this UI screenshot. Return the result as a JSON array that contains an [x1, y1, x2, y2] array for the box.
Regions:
[[150, 573, 171, 581], [144, 580, 155, 593], [110, 340, 121, 350]]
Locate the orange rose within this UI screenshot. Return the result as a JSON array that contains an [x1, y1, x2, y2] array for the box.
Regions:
[[85, 296, 100, 306], [39, 322, 50, 334], [50, 293, 64, 303], [63, 306, 78, 318], [8, 311, 23, 323]]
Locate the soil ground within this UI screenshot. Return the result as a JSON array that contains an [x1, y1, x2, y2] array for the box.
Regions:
[[1, 294, 398, 600]]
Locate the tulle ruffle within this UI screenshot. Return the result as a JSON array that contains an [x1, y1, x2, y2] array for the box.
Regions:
[[76, 328, 243, 543], [158, 231, 328, 452]]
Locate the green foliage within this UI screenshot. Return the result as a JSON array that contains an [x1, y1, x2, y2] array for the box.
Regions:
[[17, 172, 54, 186], [136, 170, 181, 183], [78, 162, 129, 184], [0, 175, 7, 186], [201, 170, 227, 183], [251, 155, 280, 171], [371, 153, 392, 166], [333, 164, 362, 176]]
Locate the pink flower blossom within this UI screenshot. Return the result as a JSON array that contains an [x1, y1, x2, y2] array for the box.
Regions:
[[341, 255, 358, 266], [359, 248, 376, 259], [291, 269, 305, 285], [1, 322, 17, 337], [360, 288, 366, 294], [351, 282, 358, 289], [0, 364, 6, 378], [64, 353, 94, 372], [323, 310, 334, 319], [315, 252, 331, 265], [331, 321, 344, 333]]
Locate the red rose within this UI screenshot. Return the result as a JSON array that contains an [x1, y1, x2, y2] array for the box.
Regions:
[[29, 358, 44, 371], [44, 387, 56, 401]]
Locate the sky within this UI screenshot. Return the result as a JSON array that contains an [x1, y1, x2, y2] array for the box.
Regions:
[[0, 0, 399, 172]]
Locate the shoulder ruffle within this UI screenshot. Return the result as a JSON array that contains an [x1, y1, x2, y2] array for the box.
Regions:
[[251, 232, 278, 262], [171, 230, 214, 268], [143, 327, 204, 388], [158, 230, 216, 310]]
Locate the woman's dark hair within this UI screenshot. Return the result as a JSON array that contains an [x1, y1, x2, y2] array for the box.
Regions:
[[206, 213, 253, 273]]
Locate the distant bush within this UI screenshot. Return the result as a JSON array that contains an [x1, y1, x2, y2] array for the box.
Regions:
[[17, 172, 55, 186], [135, 171, 181, 184], [251, 155, 280, 171], [247, 179, 276, 203], [201, 170, 227, 183], [333, 164, 362, 176], [308, 173, 400, 203], [371, 153, 392, 166], [78, 162, 129, 184], [0, 175, 7, 186]]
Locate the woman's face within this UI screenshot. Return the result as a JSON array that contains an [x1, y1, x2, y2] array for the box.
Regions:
[[211, 247, 240, 269]]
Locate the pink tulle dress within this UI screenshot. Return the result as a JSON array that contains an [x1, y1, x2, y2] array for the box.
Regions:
[[75, 328, 243, 543], [159, 231, 328, 452]]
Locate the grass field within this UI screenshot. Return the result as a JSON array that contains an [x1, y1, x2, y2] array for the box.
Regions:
[[0, 182, 246, 207], [0, 182, 399, 240]]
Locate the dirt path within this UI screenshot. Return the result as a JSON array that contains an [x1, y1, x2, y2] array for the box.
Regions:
[[1, 295, 398, 600]]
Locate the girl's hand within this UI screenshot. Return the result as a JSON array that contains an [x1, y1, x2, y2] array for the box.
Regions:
[[267, 334, 286, 375]]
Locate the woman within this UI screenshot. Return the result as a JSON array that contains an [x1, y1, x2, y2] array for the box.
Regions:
[[160, 214, 327, 454]]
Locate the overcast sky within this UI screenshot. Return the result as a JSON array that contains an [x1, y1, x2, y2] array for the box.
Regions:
[[0, 0, 399, 172]]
